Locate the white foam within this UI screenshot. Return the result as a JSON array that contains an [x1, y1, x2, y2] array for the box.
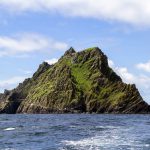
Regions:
[[63, 136, 101, 150], [4, 127, 15, 131], [2, 148, 17, 150], [145, 144, 150, 147], [62, 132, 148, 149], [95, 125, 120, 129]]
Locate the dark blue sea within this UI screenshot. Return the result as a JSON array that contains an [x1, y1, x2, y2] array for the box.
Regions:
[[0, 114, 150, 150]]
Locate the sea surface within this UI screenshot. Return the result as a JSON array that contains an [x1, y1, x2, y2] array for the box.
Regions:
[[0, 114, 150, 150]]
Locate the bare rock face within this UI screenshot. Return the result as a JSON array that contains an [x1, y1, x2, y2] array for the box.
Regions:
[[0, 47, 149, 114]]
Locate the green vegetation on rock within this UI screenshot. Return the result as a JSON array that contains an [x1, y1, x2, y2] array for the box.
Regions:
[[0, 47, 149, 114]]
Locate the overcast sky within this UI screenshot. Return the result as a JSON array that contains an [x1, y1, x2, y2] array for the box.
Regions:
[[0, 0, 150, 104]]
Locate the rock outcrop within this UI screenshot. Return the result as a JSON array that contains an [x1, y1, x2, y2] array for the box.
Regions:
[[0, 47, 150, 114]]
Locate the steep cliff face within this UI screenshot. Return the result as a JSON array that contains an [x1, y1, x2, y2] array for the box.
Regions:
[[0, 47, 150, 114]]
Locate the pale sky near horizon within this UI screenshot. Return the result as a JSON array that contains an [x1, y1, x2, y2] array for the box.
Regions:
[[0, 0, 150, 104]]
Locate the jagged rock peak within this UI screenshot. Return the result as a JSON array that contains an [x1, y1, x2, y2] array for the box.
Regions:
[[64, 47, 76, 56], [37, 62, 50, 72], [33, 62, 51, 79], [84, 47, 104, 55], [41, 61, 50, 67]]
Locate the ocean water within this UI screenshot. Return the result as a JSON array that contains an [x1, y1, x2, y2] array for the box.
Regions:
[[0, 114, 150, 150]]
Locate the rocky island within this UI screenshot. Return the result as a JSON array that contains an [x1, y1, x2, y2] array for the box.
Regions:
[[0, 47, 149, 114]]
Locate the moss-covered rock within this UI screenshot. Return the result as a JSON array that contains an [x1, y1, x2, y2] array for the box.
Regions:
[[0, 47, 149, 114]]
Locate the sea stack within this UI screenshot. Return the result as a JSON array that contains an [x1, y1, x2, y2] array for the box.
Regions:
[[0, 47, 150, 114]]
